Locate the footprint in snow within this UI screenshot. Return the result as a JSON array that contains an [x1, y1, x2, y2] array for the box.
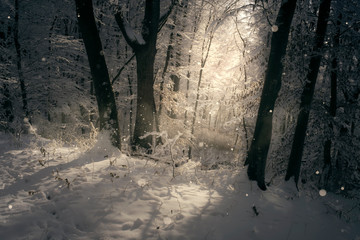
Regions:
[[122, 218, 143, 231], [131, 218, 143, 230]]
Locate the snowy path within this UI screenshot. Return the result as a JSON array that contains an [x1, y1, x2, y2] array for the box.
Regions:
[[0, 133, 359, 240]]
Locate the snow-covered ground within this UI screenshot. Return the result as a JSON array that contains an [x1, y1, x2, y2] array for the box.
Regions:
[[0, 132, 359, 240]]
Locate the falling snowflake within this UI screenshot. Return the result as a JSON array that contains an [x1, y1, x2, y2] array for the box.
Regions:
[[271, 25, 279, 32], [8, 204, 12, 209], [319, 189, 327, 197]]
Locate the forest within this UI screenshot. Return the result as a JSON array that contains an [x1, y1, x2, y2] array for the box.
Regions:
[[0, 0, 359, 239]]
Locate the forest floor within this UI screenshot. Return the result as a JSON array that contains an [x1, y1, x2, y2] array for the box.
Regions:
[[0, 132, 359, 240]]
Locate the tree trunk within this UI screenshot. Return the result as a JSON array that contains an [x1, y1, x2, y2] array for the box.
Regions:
[[188, 6, 214, 159], [245, 0, 297, 190], [2, 83, 14, 123], [322, 12, 341, 189], [14, 0, 29, 120], [75, 0, 121, 149], [124, 43, 134, 145], [115, 0, 175, 151], [159, 2, 180, 119], [127, 73, 134, 143], [133, 49, 157, 149], [285, 0, 332, 186], [115, 0, 159, 151], [184, 0, 202, 129], [159, 41, 173, 118]]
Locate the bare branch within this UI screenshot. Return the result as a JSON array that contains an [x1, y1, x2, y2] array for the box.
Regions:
[[158, 0, 177, 33], [111, 53, 135, 85]]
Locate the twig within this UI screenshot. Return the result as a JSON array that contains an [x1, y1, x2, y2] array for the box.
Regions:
[[131, 152, 171, 165], [252, 204, 259, 216], [111, 53, 135, 84]]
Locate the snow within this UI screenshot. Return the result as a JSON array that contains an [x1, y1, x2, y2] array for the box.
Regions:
[[319, 189, 327, 197], [124, 20, 146, 45], [0, 132, 359, 240], [271, 25, 279, 32]]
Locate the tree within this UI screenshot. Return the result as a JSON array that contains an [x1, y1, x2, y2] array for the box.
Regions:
[[14, 0, 29, 121], [2, 83, 14, 123], [321, 10, 341, 189], [158, 0, 185, 119], [75, 0, 121, 149], [188, 1, 215, 159], [285, 0, 332, 187], [183, 0, 203, 129], [115, 0, 175, 151], [245, 0, 298, 190]]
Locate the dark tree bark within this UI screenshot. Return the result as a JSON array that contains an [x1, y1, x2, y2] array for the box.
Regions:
[[14, 0, 29, 120], [245, 0, 297, 190], [285, 0, 332, 186], [75, 0, 121, 149], [159, 5, 176, 118], [115, 0, 175, 151], [2, 83, 14, 123], [322, 12, 341, 188]]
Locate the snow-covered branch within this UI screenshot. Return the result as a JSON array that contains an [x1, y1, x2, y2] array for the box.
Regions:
[[158, 0, 177, 32], [115, 11, 146, 49]]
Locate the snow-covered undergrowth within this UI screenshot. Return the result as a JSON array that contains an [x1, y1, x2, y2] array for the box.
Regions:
[[0, 132, 359, 240]]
